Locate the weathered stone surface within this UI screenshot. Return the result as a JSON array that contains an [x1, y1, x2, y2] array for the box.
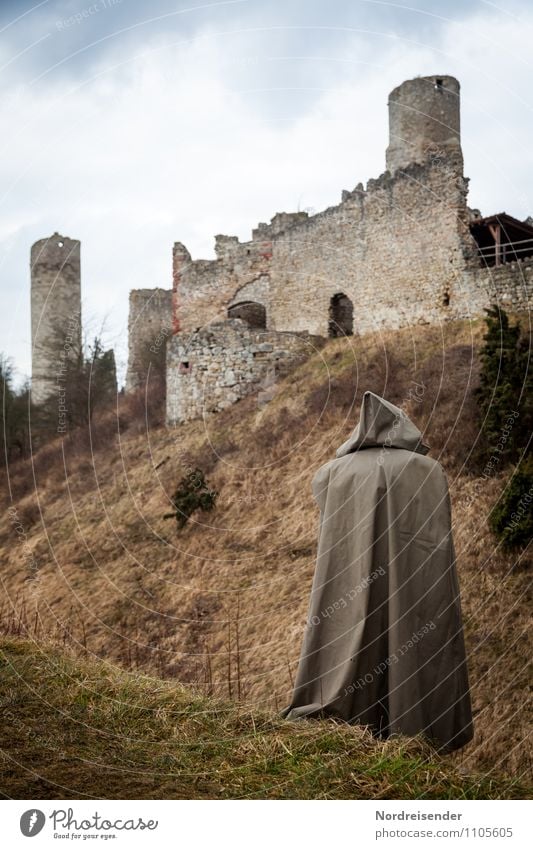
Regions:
[[166, 320, 315, 424], [386, 75, 462, 175], [125, 288, 172, 392], [145, 74, 533, 424], [30, 233, 81, 406]]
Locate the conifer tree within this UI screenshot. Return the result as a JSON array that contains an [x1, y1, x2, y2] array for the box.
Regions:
[[476, 305, 528, 466]]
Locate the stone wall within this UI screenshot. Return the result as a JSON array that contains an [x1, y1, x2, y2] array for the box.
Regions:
[[125, 288, 172, 392], [30, 233, 81, 406], [462, 256, 533, 315], [168, 75, 471, 345], [268, 158, 471, 337], [166, 319, 319, 425], [228, 274, 269, 311], [172, 236, 273, 334], [160, 73, 532, 425]]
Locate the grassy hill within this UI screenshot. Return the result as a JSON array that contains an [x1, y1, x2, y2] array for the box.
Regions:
[[1, 636, 530, 799], [1, 316, 531, 793]]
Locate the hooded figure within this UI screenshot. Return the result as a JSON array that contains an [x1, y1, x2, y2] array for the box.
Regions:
[[282, 391, 473, 753]]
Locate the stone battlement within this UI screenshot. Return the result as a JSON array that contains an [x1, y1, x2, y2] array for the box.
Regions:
[[119, 74, 532, 425]]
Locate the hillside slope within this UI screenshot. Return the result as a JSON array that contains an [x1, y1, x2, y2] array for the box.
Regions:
[[1, 317, 531, 786], [1, 637, 530, 799]]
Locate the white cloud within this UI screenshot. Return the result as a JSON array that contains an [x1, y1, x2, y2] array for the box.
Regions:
[[1, 4, 532, 385]]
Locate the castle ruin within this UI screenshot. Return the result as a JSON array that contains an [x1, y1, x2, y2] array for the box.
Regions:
[[149, 74, 532, 425], [31, 76, 533, 420]]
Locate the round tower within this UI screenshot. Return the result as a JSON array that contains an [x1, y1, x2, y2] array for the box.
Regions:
[[385, 75, 462, 174], [30, 233, 81, 406]]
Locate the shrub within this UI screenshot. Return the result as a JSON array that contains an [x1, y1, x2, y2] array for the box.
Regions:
[[163, 468, 218, 530]]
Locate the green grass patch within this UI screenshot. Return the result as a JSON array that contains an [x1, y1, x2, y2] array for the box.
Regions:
[[0, 637, 530, 800]]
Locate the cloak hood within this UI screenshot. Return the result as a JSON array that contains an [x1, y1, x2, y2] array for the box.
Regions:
[[335, 391, 429, 458]]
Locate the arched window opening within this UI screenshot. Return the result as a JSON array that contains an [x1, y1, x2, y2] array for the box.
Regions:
[[328, 293, 353, 338], [228, 301, 266, 329]]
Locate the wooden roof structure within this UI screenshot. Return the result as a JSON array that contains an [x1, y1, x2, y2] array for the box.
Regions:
[[470, 212, 533, 267]]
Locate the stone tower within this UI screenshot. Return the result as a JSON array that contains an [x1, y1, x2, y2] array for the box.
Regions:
[[385, 75, 462, 174], [30, 233, 81, 405], [125, 288, 172, 392]]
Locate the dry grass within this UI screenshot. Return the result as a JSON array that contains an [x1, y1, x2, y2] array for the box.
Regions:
[[0, 637, 529, 800], [0, 317, 531, 790]]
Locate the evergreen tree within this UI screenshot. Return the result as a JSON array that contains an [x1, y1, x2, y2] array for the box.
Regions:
[[490, 455, 533, 550], [476, 305, 529, 466], [477, 306, 532, 550], [87, 338, 117, 421], [1, 356, 30, 462]]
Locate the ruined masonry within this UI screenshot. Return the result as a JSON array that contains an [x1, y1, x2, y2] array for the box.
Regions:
[[32, 76, 533, 420], [157, 75, 532, 425], [30, 234, 82, 406], [166, 320, 322, 422], [125, 288, 173, 393]]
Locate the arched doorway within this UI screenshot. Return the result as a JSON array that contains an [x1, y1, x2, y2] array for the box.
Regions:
[[328, 293, 353, 337], [228, 301, 266, 329]]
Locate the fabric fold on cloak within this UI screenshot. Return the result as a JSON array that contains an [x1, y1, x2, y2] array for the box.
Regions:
[[282, 391, 473, 753]]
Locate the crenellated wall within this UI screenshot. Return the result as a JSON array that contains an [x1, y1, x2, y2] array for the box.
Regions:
[[268, 159, 471, 337], [158, 74, 532, 424]]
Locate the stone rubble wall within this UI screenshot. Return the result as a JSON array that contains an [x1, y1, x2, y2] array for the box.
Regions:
[[166, 318, 320, 425], [160, 74, 533, 424], [461, 257, 533, 316], [125, 288, 172, 392], [268, 159, 472, 337], [228, 274, 269, 310], [173, 235, 274, 334], [165, 157, 532, 424], [171, 162, 473, 342]]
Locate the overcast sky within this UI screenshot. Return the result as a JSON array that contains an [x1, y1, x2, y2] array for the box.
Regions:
[[1, 0, 532, 385]]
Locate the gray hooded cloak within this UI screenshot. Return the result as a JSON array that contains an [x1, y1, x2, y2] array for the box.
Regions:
[[282, 391, 473, 753]]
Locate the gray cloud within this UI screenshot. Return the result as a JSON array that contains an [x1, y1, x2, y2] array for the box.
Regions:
[[0, 0, 505, 81], [0, 0, 531, 384]]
